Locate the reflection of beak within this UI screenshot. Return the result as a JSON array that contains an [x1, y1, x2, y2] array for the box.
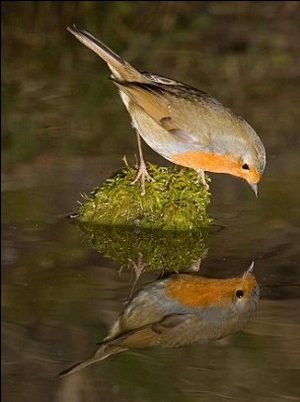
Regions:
[[244, 261, 255, 277], [248, 182, 258, 197]]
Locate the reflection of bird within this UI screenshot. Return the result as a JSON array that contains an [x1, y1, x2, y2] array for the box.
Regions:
[[67, 25, 266, 196], [59, 262, 259, 377]]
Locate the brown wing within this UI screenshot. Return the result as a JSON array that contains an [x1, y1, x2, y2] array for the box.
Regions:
[[114, 81, 209, 146]]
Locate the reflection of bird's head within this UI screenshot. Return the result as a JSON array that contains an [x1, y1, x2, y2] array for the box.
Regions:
[[163, 261, 259, 313]]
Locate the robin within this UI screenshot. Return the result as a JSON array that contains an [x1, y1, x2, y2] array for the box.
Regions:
[[67, 25, 266, 196], [59, 261, 259, 377]]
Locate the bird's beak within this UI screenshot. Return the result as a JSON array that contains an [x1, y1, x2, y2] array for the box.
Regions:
[[248, 182, 259, 197]]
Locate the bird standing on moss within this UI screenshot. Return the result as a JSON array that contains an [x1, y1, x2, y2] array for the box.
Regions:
[[67, 25, 266, 196]]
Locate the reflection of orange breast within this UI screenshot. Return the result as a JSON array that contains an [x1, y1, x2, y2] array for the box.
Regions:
[[165, 274, 257, 308]]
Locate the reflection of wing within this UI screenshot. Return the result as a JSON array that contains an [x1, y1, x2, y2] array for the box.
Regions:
[[108, 313, 195, 349]]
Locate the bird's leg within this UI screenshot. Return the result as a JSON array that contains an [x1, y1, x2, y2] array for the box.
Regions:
[[197, 170, 209, 189], [131, 130, 153, 196]]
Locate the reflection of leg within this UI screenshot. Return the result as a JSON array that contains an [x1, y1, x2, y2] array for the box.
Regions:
[[131, 130, 153, 195], [186, 258, 202, 272], [127, 252, 148, 300]]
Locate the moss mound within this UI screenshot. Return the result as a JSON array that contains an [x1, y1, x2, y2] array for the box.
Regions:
[[77, 162, 212, 231]]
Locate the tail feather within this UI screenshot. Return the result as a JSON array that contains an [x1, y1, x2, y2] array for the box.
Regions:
[[58, 344, 126, 378], [67, 24, 144, 82]]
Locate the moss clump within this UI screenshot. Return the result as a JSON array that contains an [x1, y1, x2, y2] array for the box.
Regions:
[[77, 223, 209, 273], [77, 162, 212, 231]]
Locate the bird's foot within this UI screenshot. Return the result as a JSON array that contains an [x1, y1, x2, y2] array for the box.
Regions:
[[131, 160, 154, 196]]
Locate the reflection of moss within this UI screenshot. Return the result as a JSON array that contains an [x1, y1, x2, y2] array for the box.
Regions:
[[78, 162, 212, 231], [78, 223, 208, 273]]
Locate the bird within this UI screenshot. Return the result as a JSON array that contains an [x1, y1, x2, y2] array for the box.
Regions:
[[59, 261, 259, 377], [67, 24, 266, 196]]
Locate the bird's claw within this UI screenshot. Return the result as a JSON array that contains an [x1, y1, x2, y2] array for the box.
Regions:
[[131, 161, 154, 196]]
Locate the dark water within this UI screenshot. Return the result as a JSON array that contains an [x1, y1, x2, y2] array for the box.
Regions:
[[2, 5, 300, 401]]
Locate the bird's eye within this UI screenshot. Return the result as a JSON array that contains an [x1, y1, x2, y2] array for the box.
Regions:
[[242, 163, 250, 170], [236, 289, 244, 298]]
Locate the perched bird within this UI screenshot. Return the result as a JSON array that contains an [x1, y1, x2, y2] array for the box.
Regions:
[[59, 261, 259, 377], [67, 25, 266, 196]]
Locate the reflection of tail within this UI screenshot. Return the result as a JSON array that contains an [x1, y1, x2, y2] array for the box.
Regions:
[[58, 344, 126, 378]]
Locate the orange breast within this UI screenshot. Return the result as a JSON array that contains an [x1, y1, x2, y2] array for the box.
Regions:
[[171, 150, 238, 175], [171, 150, 260, 183]]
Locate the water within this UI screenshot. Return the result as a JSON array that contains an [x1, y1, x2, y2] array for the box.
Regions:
[[2, 7, 300, 401]]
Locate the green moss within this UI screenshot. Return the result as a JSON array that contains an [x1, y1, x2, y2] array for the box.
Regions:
[[73, 161, 211, 272], [77, 161, 212, 231], [77, 223, 209, 273]]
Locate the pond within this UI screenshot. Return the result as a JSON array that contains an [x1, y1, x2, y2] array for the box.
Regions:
[[2, 5, 300, 401]]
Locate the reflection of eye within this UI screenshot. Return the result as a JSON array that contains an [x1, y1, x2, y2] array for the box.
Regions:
[[242, 163, 249, 170], [236, 290, 244, 298]]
